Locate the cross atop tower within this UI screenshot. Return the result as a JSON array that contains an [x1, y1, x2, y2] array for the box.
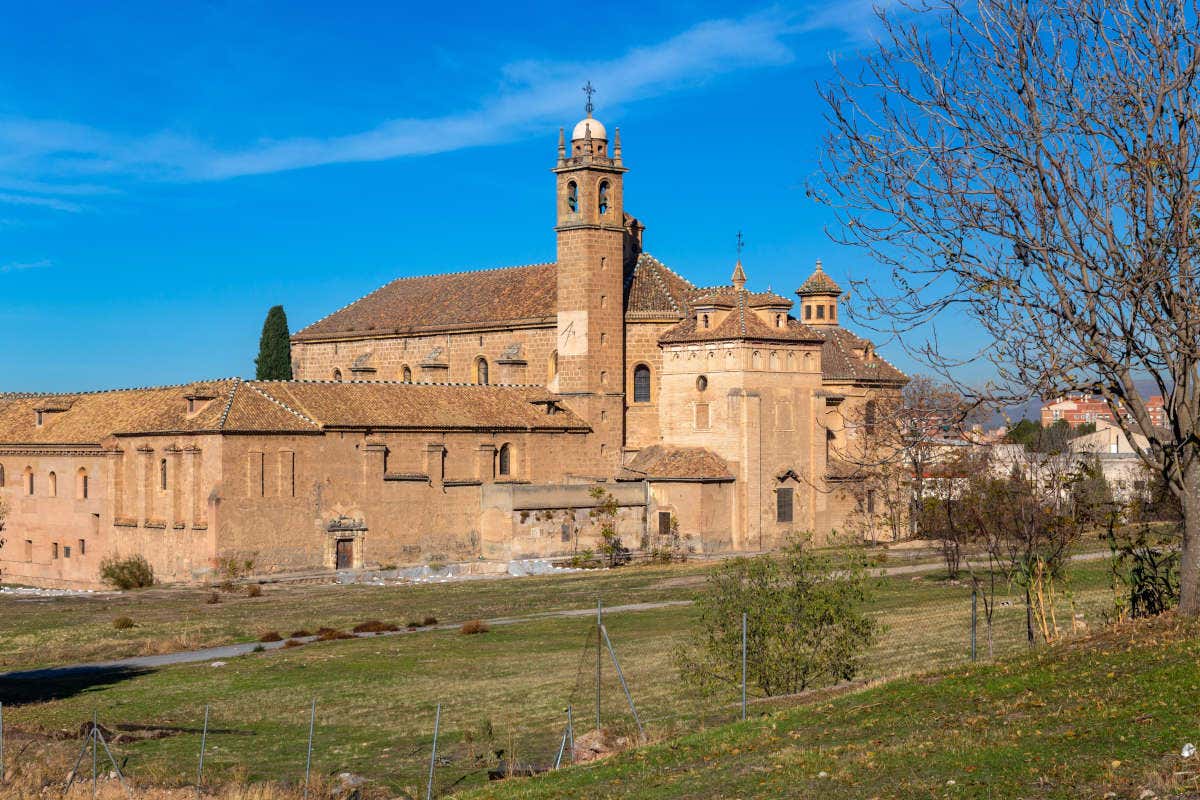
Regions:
[[582, 81, 596, 116], [736, 230, 745, 257]]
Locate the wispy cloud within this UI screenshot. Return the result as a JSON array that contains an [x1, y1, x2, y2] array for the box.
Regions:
[[0, 258, 52, 273], [0, 3, 883, 209]]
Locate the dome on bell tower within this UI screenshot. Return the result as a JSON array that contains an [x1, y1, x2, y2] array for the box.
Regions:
[[572, 115, 607, 141]]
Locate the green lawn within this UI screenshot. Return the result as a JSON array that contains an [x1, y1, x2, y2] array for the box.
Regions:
[[0, 556, 1124, 797]]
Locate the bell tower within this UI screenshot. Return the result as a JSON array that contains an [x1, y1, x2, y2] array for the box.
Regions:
[[553, 85, 627, 471]]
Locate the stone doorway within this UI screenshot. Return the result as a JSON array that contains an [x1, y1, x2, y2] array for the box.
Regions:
[[335, 538, 355, 570]]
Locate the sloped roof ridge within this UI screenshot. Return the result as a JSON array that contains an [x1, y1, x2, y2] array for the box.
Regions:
[[638, 252, 696, 290], [248, 379, 550, 389], [295, 261, 556, 336], [642, 258, 685, 316], [217, 379, 243, 429], [243, 383, 322, 428], [5, 378, 242, 399]]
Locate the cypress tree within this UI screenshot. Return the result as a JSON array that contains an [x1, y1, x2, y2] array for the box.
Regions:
[[254, 305, 293, 380]]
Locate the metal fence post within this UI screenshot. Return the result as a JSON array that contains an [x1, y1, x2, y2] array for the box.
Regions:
[[567, 704, 574, 763], [92, 710, 98, 800], [971, 588, 978, 662], [426, 703, 441, 800], [599, 624, 644, 740], [0, 700, 5, 784], [196, 704, 210, 797], [741, 612, 748, 721], [303, 698, 316, 800], [596, 598, 602, 731]]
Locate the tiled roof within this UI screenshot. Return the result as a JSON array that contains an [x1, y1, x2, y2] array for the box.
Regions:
[[625, 253, 696, 318], [797, 262, 843, 296], [814, 327, 907, 385], [619, 445, 734, 481], [293, 263, 558, 341], [659, 289, 823, 344], [0, 380, 589, 445]]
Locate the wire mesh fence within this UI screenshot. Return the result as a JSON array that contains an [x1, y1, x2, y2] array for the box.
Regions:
[[0, 569, 1119, 798]]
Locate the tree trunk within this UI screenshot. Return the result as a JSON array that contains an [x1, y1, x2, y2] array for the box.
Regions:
[[1179, 461, 1200, 616]]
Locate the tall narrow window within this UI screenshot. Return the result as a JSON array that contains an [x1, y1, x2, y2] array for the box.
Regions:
[[23, 466, 33, 496], [777, 488, 794, 523], [402, 365, 412, 383], [498, 443, 512, 477], [865, 400, 877, 436], [633, 364, 651, 403], [160, 459, 168, 491], [805, 305, 813, 320], [475, 357, 489, 385], [77, 468, 89, 500], [333, 369, 343, 382], [52, 542, 59, 560], [702, 314, 710, 329], [79, 538, 87, 556], [598, 181, 610, 214], [816, 305, 826, 319], [567, 181, 578, 213], [0, 463, 5, 487], [547, 350, 558, 383], [47, 471, 57, 498], [867, 488, 877, 515]]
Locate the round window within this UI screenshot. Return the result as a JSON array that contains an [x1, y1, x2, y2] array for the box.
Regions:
[[696, 375, 708, 392]]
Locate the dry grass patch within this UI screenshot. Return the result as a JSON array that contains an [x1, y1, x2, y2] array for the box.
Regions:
[[352, 620, 399, 634], [258, 631, 282, 643], [460, 619, 489, 635]]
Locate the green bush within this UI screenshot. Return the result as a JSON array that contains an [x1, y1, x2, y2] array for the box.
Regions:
[[98, 555, 155, 590], [675, 537, 880, 697], [112, 616, 135, 630]]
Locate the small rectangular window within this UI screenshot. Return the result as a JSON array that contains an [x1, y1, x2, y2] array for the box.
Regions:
[[805, 305, 812, 320], [24, 540, 32, 562], [777, 488, 794, 523], [52, 542, 59, 559], [79, 538, 87, 556], [64, 546, 71, 559], [694, 402, 710, 431], [816, 305, 826, 319]]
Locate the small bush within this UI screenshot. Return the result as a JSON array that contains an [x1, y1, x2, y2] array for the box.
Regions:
[[112, 616, 135, 630], [252, 644, 265, 653], [290, 629, 312, 638], [259, 631, 283, 642], [460, 619, 489, 635], [245, 584, 263, 598], [406, 621, 422, 629], [422, 615, 439, 627], [205, 592, 221, 605], [352, 620, 399, 634], [282, 639, 305, 649], [316, 627, 353, 641], [99, 555, 155, 590]]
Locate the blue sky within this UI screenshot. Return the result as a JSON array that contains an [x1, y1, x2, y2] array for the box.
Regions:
[[0, 1, 986, 392]]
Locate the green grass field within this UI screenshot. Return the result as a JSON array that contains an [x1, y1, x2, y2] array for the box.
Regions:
[[0, 551, 1127, 797]]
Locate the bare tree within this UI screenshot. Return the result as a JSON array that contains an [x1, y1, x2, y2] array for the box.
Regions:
[[816, 0, 1200, 613], [841, 374, 981, 542]]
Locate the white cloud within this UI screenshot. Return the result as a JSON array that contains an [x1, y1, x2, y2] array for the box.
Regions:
[[0, 2, 886, 206], [0, 258, 52, 273]]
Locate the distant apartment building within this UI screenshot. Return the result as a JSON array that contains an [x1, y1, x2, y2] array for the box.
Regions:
[[1040, 394, 1165, 429]]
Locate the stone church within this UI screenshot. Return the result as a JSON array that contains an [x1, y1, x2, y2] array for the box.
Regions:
[[0, 107, 906, 588]]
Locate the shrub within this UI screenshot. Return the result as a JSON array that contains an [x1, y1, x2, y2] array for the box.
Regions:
[[675, 538, 880, 697], [422, 615, 439, 627], [112, 616, 135, 630], [406, 620, 422, 629], [460, 619, 489, 635], [282, 639, 305, 649], [98, 555, 155, 590], [205, 592, 221, 605], [245, 584, 263, 598], [316, 627, 353, 641], [352, 620, 399, 634], [290, 629, 312, 638], [252, 644, 265, 653], [259, 631, 283, 642]]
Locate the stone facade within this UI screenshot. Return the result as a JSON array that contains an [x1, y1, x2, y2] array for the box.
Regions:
[[0, 110, 906, 589]]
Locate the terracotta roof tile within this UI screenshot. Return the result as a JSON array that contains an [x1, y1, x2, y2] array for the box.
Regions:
[[294, 263, 557, 341], [625, 253, 696, 317], [814, 327, 908, 385], [659, 289, 823, 344], [797, 261, 843, 296], [619, 445, 734, 481]]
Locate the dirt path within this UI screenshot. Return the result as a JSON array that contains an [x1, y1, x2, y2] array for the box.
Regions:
[[0, 551, 1111, 683]]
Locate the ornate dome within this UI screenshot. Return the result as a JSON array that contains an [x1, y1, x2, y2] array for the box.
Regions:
[[572, 115, 607, 140]]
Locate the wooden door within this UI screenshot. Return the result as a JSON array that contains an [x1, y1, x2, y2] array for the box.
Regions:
[[335, 538, 354, 570]]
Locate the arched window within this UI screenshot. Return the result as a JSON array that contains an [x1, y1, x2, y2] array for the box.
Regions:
[[402, 365, 412, 383], [160, 458, 168, 491], [23, 466, 33, 496], [77, 467, 89, 500], [474, 357, 489, 385], [48, 471, 57, 498], [701, 314, 709, 329], [775, 314, 783, 328], [547, 350, 558, 383], [567, 181, 578, 213], [498, 443, 512, 477], [752, 351, 762, 369], [633, 364, 651, 403], [865, 400, 877, 436], [598, 181, 610, 214], [333, 369, 343, 382]]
